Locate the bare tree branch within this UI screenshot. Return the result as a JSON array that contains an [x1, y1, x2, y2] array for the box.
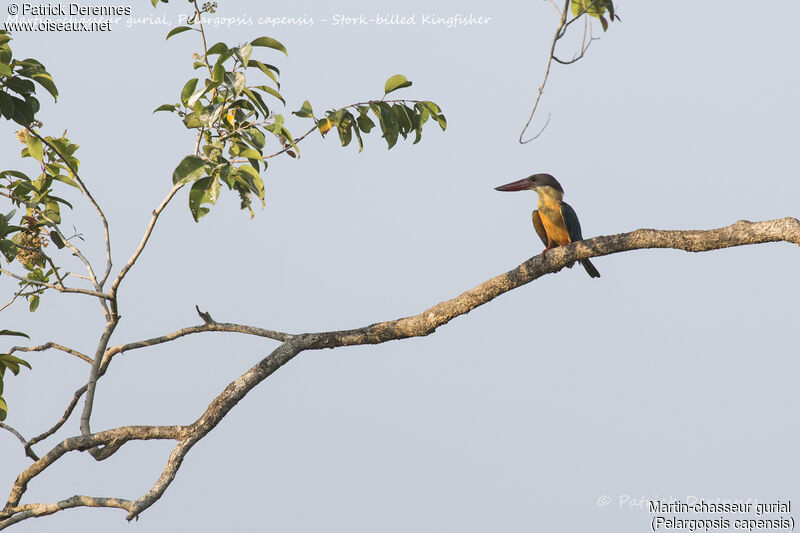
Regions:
[[3, 425, 186, 513], [0, 495, 133, 529], [3, 216, 798, 527], [121, 217, 800, 520], [79, 321, 118, 437]]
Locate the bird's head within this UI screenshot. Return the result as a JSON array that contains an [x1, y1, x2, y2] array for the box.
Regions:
[[495, 173, 564, 199]]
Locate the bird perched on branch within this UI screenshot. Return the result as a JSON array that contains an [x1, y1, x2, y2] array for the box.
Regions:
[[495, 173, 600, 278]]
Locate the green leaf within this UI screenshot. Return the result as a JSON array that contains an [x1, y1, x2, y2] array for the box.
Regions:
[[570, 0, 617, 30], [238, 148, 262, 159], [356, 112, 375, 133], [51, 173, 80, 191], [44, 199, 61, 224], [212, 61, 225, 83], [0, 92, 14, 119], [231, 72, 246, 97], [153, 103, 177, 113], [243, 127, 265, 149], [0, 63, 12, 76], [251, 85, 284, 104], [265, 113, 284, 132], [351, 117, 364, 152], [0, 397, 7, 421], [242, 87, 268, 116], [292, 100, 314, 118], [236, 164, 265, 202], [205, 42, 229, 56], [5, 77, 35, 96], [384, 74, 412, 95], [337, 113, 353, 147], [187, 81, 216, 108], [246, 59, 280, 87], [392, 104, 412, 137], [166, 26, 193, 40], [29, 294, 39, 312], [0, 353, 32, 371], [0, 240, 16, 262], [370, 102, 399, 149], [250, 36, 288, 56], [234, 43, 253, 66], [48, 194, 73, 209], [420, 101, 441, 115], [29, 71, 58, 101], [420, 101, 446, 130], [172, 155, 207, 185], [12, 100, 34, 125], [180, 78, 198, 106], [188, 176, 219, 221], [0, 43, 12, 64], [25, 135, 43, 162], [49, 230, 65, 249], [0, 330, 30, 339]]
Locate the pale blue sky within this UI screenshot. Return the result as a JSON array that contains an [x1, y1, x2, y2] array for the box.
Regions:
[[2, 1, 799, 532]]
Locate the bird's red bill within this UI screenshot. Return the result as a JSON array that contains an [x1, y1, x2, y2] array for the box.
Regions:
[[494, 178, 531, 191]]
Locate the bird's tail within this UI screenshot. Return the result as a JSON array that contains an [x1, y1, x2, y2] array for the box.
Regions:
[[580, 259, 601, 279]]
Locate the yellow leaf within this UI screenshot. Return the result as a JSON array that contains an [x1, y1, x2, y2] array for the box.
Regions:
[[317, 118, 334, 136]]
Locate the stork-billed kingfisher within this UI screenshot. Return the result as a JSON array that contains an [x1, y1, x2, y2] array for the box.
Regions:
[[495, 173, 601, 279]]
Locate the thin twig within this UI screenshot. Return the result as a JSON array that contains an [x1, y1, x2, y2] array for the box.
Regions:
[[547, 0, 563, 15], [193, 0, 214, 78], [519, 0, 570, 143], [0, 291, 23, 312], [0, 423, 27, 447], [553, 17, 597, 64], [9, 342, 92, 364], [0, 267, 110, 299], [101, 321, 293, 368], [520, 0, 603, 142], [25, 384, 88, 459], [108, 184, 183, 305]]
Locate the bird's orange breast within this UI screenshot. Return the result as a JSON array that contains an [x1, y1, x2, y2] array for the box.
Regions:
[[538, 206, 571, 245]]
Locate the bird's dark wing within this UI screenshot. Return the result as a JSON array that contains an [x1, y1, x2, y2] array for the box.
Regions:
[[531, 210, 549, 247], [559, 202, 584, 243], [560, 202, 601, 278]]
